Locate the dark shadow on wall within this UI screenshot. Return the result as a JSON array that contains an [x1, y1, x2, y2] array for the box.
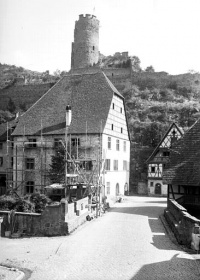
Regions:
[[129, 254, 200, 280]]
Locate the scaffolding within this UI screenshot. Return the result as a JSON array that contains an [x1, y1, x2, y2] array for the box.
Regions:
[[3, 132, 104, 197]]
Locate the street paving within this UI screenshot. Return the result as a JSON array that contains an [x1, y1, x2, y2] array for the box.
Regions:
[[0, 196, 200, 280]]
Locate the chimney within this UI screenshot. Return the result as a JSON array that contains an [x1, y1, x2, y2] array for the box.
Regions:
[[66, 105, 72, 126]]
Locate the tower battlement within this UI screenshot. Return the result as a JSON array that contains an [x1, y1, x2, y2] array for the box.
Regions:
[[79, 14, 97, 20]]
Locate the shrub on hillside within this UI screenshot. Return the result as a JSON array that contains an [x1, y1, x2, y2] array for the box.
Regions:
[[7, 97, 16, 113]]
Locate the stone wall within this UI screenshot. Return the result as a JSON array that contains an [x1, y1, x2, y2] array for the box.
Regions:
[[164, 199, 200, 246], [103, 68, 131, 79], [0, 201, 67, 237], [0, 198, 95, 237]]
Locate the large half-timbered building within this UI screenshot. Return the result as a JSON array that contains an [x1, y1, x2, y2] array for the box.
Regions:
[[146, 123, 183, 196], [163, 119, 200, 216]]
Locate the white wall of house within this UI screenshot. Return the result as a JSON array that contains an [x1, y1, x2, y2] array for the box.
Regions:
[[148, 179, 168, 196], [102, 93, 130, 198]]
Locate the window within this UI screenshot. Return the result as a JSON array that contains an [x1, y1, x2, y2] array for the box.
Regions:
[[111, 124, 114, 130], [120, 107, 123, 113], [26, 158, 35, 170], [93, 46, 95, 50], [113, 160, 118, 171], [150, 182, 154, 187], [0, 157, 3, 167], [121, 128, 123, 134], [54, 138, 62, 148], [79, 160, 93, 171], [11, 157, 13, 168], [108, 137, 111, 149], [123, 141, 126, 152], [105, 159, 111, 171], [0, 143, 3, 150], [106, 182, 110, 195], [123, 160, 127, 170], [71, 138, 80, 146], [26, 181, 34, 194], [163, 151, 170, 157], [116, 139, 120, 151], [112, 103, 115, 109], [151, 166, 155, 173], [28, 138, 37, 148]]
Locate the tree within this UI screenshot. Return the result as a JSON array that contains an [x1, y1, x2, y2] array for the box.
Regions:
[[130, 56, 142, 72], [145, 65, 155, 73], [7, 98, 16, 113], [49, 145, 65, 184]]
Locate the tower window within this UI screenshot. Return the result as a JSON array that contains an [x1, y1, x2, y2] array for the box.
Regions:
[[111, 124, 114, 130]]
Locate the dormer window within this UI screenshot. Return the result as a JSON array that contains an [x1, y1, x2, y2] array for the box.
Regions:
[[151, 166, 155, 173]]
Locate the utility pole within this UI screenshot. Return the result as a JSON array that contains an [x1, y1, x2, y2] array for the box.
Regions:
[[65, 105, 72, 197]]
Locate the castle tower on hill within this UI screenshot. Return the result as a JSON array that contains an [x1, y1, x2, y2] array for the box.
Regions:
[[71, 14, 100, 69]]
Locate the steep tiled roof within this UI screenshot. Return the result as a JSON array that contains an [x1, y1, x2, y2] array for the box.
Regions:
[[163, 119, 200, 186], [146, 122, 183, 163], [12, 71, 122, 136]]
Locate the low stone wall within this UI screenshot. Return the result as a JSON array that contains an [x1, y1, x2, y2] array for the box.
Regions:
[[0, 201, 68, 237], [0, 197, 114, 237], [164, 199, 200, 246]]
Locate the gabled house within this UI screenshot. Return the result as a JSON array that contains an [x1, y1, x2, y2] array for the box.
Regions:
[[11, 71, 130, 201], [146, 123, 183, 196], [163, 119, 200, 213]]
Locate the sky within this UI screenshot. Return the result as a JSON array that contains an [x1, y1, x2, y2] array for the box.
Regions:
[[1, 0, 200, 75]]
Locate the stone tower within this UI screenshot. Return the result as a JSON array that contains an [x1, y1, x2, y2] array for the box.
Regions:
[[71, 14, 99, 69]]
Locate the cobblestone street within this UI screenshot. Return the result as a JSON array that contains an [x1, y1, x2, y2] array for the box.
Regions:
[[1, 196, 200, 280]]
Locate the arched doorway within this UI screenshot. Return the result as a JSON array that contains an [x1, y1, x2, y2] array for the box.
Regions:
[[124, 183, 128, 195], [116, 183, 119, 196], [155, 183, 161, 195]]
